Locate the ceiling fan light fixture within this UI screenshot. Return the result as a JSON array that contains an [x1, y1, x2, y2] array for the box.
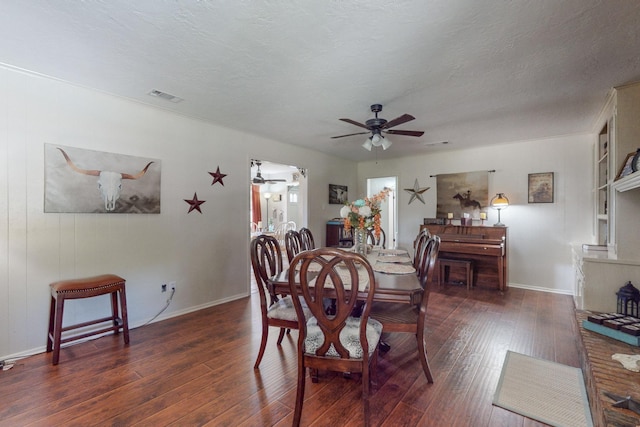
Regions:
[[335, 104, 423, 151]]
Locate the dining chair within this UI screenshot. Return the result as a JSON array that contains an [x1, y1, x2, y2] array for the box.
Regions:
[[274, 221, 296, 249], [366, 227, 386, 249], [413, 228, 431, 275], [250, 235, 311, 369], [285, 230, 304, 263], [370, 235, 440, 383], [288, 248, 382, 427], [299, 227, 315, 250]]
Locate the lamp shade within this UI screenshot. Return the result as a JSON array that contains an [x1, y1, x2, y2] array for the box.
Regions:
[[490, 192, 509, 226], [362, 132, 392, 151], [490, 193, 509, 209], [264, 192, 272, 199]]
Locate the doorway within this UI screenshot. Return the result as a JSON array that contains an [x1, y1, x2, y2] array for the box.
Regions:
[[250, 160, 308, 292], [367, 176, 398, 249], [250, 160, 307, 232]]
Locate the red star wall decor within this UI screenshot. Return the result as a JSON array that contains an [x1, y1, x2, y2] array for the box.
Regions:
[[209, 166, 227, 186], [184, 193, 206, 213]]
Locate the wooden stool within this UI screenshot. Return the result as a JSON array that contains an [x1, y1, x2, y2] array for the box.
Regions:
[[46, 274, 129, 365], [438, 259, 474, 290]]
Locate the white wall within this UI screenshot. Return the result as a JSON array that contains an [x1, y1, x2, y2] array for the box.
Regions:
[[358, 135, 594, 293], [0, 65, 356, 359]]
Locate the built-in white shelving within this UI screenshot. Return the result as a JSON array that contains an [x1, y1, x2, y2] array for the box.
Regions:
[[575, 82, 640, 312], [612, 170, 640, 192]]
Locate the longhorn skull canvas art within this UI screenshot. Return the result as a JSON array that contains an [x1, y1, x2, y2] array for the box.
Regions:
[[45, 144, 161, 213]]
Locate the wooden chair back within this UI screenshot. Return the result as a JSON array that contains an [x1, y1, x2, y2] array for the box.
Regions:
[[299, 227, 315, 250], [285, 230, 304, 263], [413, 228, 431, 271], [250, 235, 283, 308], [366, 227, 386, 249], [416, 235, 441, 290]]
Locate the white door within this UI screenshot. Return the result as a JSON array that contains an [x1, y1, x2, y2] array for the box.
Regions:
[[367, 176, 398, 248]]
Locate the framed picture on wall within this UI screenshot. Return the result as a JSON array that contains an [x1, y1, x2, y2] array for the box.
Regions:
[[329, 184, 348, 204], [528, 172, 554, 203], [44, 143, 161, 213], [615, 151, 636, 181]]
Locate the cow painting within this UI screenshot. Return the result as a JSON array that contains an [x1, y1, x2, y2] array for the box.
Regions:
[[44, 144, 161, 213]]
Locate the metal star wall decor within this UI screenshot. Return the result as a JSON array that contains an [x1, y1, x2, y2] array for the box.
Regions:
[[184, 192, 206, 213], [209, 166, 227, 186], [404, 179, 430, 205]]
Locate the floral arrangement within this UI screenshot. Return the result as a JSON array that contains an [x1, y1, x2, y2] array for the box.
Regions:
[[339, 188, 390, 238]]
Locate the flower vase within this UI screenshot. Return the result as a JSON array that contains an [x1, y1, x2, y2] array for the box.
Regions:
[[354, 228, 367, 255]]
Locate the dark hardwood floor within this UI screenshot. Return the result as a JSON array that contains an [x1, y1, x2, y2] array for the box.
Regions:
[[0, 285, 579, 426]]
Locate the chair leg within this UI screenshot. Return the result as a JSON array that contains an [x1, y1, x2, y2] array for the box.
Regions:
[[110, 290, 119, 333], [363, 384, 371, 427], [254, 320, 269, 369], [370, 349, 378, 389], [416, 327, 434, 383], [276, 327, 286, 345], [52, 296, 65, 366], [119, 286, 130, 344], [292, 364, 306, 427], [363, 361, 371, 427], [46, 295, 56, 353], [310, 367, 319, 383]]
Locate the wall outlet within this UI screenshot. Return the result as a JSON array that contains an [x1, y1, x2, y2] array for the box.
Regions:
[[161, 284, 167, 292], [170, 281, 176, 291]]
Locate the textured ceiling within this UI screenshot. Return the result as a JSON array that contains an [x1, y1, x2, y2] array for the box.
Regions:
[[1, 1, 640, 162]]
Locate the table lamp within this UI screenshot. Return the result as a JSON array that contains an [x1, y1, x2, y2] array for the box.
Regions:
[[490, 193, 509, 226]]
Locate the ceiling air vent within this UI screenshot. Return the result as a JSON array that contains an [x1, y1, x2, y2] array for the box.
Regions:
[[148, 89, 183, 103]]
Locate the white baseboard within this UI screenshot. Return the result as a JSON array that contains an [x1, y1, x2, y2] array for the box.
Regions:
[[508, 283, 574, 296]]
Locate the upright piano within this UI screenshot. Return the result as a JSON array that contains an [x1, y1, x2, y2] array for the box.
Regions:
[[420, 224, 508, 291]]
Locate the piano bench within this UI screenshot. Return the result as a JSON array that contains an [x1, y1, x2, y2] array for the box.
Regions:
[[438, 258, 474, 290]]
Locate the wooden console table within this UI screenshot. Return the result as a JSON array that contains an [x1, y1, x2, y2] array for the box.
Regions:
[[576, 310, 640, 426], [326, 219, 353, 248]]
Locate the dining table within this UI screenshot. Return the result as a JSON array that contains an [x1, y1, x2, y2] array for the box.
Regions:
[[269, 247, 423, 305], [268, 247, 425, 355]]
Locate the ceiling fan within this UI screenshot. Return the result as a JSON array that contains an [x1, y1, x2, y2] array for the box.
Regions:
[[251, 160, 287, 185], [331, 104, 424, 151]]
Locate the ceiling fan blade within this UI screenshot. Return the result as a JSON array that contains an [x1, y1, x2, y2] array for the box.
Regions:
[[385, 129, 425, 137], [382, 114, 415, 129], [339, 118, 369, 129], [266, 179, 287, 182], [331, 131, 369, 139]]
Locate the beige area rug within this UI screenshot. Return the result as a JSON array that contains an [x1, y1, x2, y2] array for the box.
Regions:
[[493, 351, 593, 427]]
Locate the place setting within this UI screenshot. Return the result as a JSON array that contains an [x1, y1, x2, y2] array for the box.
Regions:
[[372, 261, 416, 275], [375, 255, 412, 264], [377, 248, 410, 257]]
